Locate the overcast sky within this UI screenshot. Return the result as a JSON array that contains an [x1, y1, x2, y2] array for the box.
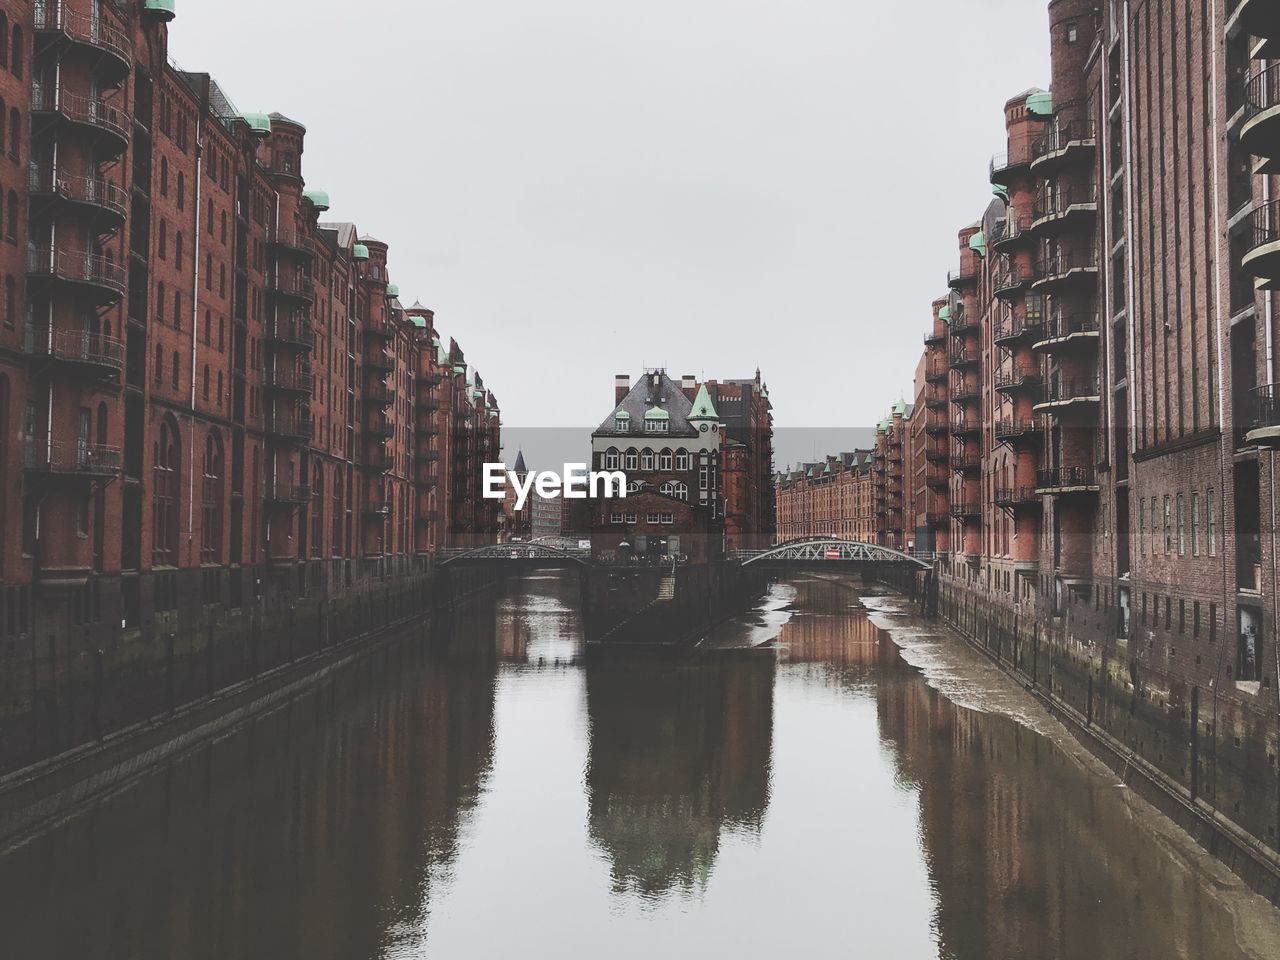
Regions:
[[172, 0, 1047, 448]]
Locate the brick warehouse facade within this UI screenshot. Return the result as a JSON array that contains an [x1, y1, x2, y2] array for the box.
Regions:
[[0, 0, 501, 768], [786, 0, 1280, 864]]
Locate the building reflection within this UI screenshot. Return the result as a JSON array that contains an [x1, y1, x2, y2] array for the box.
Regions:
[[776, 576, 901, 673], [0, 639, 497, 960], [494, 572, 585, 664], [585, 656, 775, 898], [873, 646, 1248, 960]]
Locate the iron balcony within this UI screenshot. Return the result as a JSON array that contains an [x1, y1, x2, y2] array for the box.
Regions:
[[1033, 378, 1102, 413], [1244, 382, 1280, 449], [1241, 62, 1280, 174], [1241, 198, 1280, 287], [993, 368, 1043, 395], [264, 482, 311, 506], [951, 453, 980, 475], [950, 500, 981, 520], [23, 328, 124, 379], [989, 141, 1036, 186], [1033, 248, 1099, 292], [264, 319, 315, 350], [264, 410, 314, 443], [994, 486, 1040, 508], [992, 262, 1035, 299], [267, 228, 316, 260], [994, 418, 1042, 444], [991, 215, 1036, 253], [949, 347, 979, 370], [30, 84, 131, 155], [1031, 183, 1098, 236], [1030, 120, 1097, 175], [1234, 0, 1280, 58], [266, 272, 315, 305], [993, 309, 1046, 347], [263, 367, 314, 396], [1032, 313, 1101, 353], [948, 264, 978, 290], [26, 245, 127, 303], [23, 438, 122, 478], [27, 166, 129, 228], [364, 353, 394, 374], [950, 381, 980, 405], [952, 418, 981, 438], [34, 2, 133, 84], [1035, 466, 1100, 494]]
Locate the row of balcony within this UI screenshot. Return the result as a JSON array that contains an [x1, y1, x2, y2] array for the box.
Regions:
[[31, 84, 131, 155], [34, 2, 133, 84], [28, 165, 129, 227], [26, 245, 126, 302]]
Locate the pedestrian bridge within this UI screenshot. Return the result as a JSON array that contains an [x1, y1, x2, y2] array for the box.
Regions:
[[437, 539, 592, 568], [728, 538, 933, 570]]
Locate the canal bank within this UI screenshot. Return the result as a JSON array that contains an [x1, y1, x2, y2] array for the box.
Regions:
[[0, 563, 502, 847], [926, 577, 1280, 906]]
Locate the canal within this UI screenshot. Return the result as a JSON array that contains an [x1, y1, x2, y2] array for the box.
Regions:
[[3, 571, 1280, 959]]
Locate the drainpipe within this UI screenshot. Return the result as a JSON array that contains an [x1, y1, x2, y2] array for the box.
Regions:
[[188, 117, 204, 553], [1122, 2, 1138, 451]]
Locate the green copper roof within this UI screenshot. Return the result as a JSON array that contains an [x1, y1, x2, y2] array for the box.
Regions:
[[1027, 90, 1054, 117], [143, 0, 176, 19], [303, 189, 330, 211], [968, 231, 987, 258], [688, 384, 718, 420], [409, 316, 427, 328], [643, 406, 670, 420], [993, 184, 1010, 201], [614, 410, 631, 419], [352, 243, 369, 261], [452, 364, 466, 375], [938, 305, 952, 322], [893, 399, 908, 416], [437, 344, 448, 364], [242, 112, 271, 136], [386, 283, 399, 297]]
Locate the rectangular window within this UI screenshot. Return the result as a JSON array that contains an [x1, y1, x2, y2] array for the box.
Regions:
[[1139, 497, 1145, 554], [660, 512, 674, 524], [1163, 496, 1171, 553], [624, 512, 637, 524], [1176, 494, 1185, 555], [647, 512, 660, 524], [1206, 488, 1216, 556], [610, 512, 623, 524], [1191, 492, 1200, 556]]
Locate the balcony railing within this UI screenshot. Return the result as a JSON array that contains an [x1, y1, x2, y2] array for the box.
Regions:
[[34, 2, 133, 70], [1242, 199, 1280, 281], [951, 454, 980, 473], [264, 482, 311, 505], [1036, 466, 1099, 491], [1035, 248, 1099, 285], [994, 418, 1041, 442], [949, 347, 979, 369], [264, 410, 314, 442], [364, 318, 395, 340], [264, 318, 315, 349], [948, 264, 978, 289], [365, 352, 394, 374], [26, 245, 127, 299], [364, 452, 394, 472], [267, 228, 316, 258], [1244, 63, 1280, 126], [24, 327, 124, 374], [952, 418, 981, 436], [993, 262, 1034, 297], [925, 362, 947, 384], [993, 310, 1046, 346], [989, 141, 1036, 183], [1037, 379, 1101, 406], [367, 415, 395, 438], [1036, 313, 1100, 345], [27, 165, 129, 222], [1033, 183, 1098, 224], [263, 367, 314, 394], [1245, 383, 1280, 448], [1032, 121, 1096, 164], [993, 368, 1042, 393], [365, 382, 393, 406], [950, 381, 980, 403], [23, 437, 122, 476], [995, 486, 1040, 507], [30, 84, 131, 145], [950, 500, 981, 519], [924, 329, 946, 346], [992, 215, 1035, 250], [267, 272, 315, 303]]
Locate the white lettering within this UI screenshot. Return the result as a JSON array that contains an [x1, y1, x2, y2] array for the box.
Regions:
[[482, 463, 506, 501], [563, 463, 588, 499], [591, 470, 627, 499], [511, 470, 538, 511]]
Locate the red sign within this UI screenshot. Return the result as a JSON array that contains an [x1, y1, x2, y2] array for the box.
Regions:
[[824, 547, 841, 560]]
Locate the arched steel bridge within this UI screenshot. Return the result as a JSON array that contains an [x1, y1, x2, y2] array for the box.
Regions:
[[728, 538, 933, 570], [437, 540, 592, 567]]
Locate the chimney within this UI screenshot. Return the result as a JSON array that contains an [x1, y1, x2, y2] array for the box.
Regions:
[[615, 374, 630, 404]]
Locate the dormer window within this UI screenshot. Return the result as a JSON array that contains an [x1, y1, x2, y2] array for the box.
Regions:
[[644, 418, 668, 434], [615, 414, 630, 432]]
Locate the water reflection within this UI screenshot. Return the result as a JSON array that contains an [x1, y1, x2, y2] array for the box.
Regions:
[[584, 657, 774, 898], [0, 637, 496, 960], [1, 572, 1277, 960]]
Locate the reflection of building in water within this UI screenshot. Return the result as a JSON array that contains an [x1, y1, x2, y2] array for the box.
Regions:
[[776, 576, 900, 672], [0, 647, 497, 960], [873, 665, 1247, 960], [494, 573, 586, 664], [585, 657, 775, 897]]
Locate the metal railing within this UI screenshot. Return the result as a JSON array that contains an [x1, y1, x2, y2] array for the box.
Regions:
[[267, 272, 315, 302], [264, 482, 310, 504], [24, 327, 125, 370], [950, 500, 981, 518], [995, 486, 1040, 505], [1036, 466, 1098, 489], [1038, 378, 1101, 405], [264, 410, 314, 441], [1034, 183, 1098, 221], [993, 262, 1034, 294], [993, 311, 1045, 344], [1244, 63, 1280, 122], [1247, 199, 1280, 254], [1252, 383, 1280, 430], [267, 228, 315, 256], [949, 347, 979, 367], [27, 165, 129, 219], [264, 318, 315, 348], [263, 367, 314, 393], [23, 437, 122, 474], [951, 454, 980, 472], [994, 418, 1041, 441], [26, 245, 127, 295], [1037, 247, 1099, 281], [1039, 312, 1100, 341], [34, 2, 133, 66], [952, 418, 981, 435], [989, 141, 1036, 179], [1033, 121, 1096, 160], [994, 368, 1041, 392], [30, 84, 131, 142]]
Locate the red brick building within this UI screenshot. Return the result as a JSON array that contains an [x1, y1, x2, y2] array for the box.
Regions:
[[0, 2, 498, 665], [844, 0, 1280, 859], [775, 451, 874, 543]]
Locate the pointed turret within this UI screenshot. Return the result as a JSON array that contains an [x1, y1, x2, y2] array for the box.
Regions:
[[688, 384, 719, 423], [513, 450, 528, 476]]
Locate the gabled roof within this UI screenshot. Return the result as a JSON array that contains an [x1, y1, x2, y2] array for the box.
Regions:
[[594, 370, 699, 437], [318, 221, 358, 250]]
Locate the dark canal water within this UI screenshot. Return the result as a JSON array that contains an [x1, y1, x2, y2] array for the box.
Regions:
[[2, 572, 1279, 959]]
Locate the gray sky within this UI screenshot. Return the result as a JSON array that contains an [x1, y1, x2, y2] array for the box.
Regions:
[[172, 0, 1047, 442]]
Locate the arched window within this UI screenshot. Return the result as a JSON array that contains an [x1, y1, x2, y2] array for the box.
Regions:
[[661, 480, 688, 501], [640, 448, 654, 471], [8, 108, 18, 155], [0, 14, 7, 70], [659, 448, 673, 471], [625, 449, 638, 471], [675, 450, 691, 471], [201, 432, 223, 564], [604, 447, 619, 470], [154, 344, 163, 384], [202, 364, 209, 400], [204, 309, 211, 344], [177, 172, 185, 210], [175, 232, 183, 270], [156, 282, 165, 323], [160, 157, 168, 196], [3, 275, 12, 328], [5, 190, 15, 241], [11, 26, 22, 80], [158, 219, 167, 258], [171, 350, 179, 389], [172, 289, 181, 329], [153, 419, 181, 566]]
